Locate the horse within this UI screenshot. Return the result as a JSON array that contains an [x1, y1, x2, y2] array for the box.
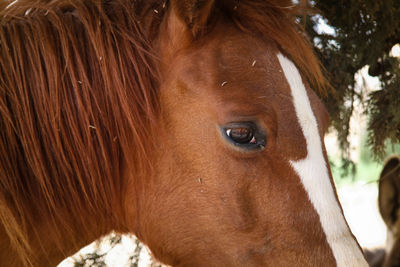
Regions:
[[0, 0, 368, 266], [372, 155, 400, 267]]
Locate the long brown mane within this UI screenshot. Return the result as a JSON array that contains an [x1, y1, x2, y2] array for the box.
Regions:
[[0, 0, 328, 265], [0, 1, 162, 264]]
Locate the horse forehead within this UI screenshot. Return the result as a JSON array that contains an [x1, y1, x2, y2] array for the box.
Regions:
[[215, 40, 282, 88], [198, 37, 328, 132], [213, 33, 278, 67], [179, 35, 288, 99]]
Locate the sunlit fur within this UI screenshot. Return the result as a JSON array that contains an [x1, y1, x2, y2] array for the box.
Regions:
[[0, 0, 329, 266]]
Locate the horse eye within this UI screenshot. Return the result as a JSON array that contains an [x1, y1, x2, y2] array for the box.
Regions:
[[222, 122, 266, 150], [226, 127, 256, 144]]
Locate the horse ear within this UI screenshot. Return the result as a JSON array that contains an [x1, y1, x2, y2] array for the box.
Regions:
[[170, 0, 215, 36], [378, 156, 400, 229]]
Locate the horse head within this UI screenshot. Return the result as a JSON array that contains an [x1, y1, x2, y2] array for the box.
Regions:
[[0, 0, 367, 266], [128, 1, 367, 266]]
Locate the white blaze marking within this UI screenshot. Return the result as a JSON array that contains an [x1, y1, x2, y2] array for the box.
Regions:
[[277, 54, 367, 267]]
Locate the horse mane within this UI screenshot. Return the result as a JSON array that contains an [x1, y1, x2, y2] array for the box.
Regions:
[[0, 0, 327, 266], [0, 0, 163, 265]]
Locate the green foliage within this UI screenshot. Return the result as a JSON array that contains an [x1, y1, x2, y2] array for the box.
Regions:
[[302, 0, 400, 160], [331, 134, 400, 186]]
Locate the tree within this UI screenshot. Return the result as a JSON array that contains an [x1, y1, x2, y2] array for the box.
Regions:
[[301, 0, 400, 160]]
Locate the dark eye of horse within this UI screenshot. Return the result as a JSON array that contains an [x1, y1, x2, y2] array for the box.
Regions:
[[222, 122, 266, 150], [226, 127, 255, 144]]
